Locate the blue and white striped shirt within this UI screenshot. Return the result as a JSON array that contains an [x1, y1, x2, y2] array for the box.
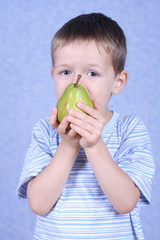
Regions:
[[17, 112, 155, 240]]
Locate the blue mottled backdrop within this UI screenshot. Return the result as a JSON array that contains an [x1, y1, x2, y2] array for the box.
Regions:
[[0, 0, 159, 239]]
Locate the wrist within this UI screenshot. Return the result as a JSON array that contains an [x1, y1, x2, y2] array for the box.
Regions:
[[84, 137, 108, 159], [59, 140, 80, 155]]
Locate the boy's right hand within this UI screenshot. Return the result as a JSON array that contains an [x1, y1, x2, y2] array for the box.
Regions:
[[49, 107, 81, 148]]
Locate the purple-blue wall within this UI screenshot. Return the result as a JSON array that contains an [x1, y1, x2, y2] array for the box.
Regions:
[[0, 1, 159, 239]]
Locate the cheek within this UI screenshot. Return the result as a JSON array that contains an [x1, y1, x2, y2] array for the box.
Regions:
[[95, 88, 112, 108], [54, 79, 70, 100], [54, 77, 73, 100], [90, 85, 109, 101], [54, 85, 65, 100]]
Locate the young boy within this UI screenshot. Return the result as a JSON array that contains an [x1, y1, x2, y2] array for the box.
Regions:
[[17, 13, 155, 239]]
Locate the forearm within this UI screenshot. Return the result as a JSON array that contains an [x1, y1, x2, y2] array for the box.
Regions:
[[85, 139, 140, 214], [27, 142, 79, 216]]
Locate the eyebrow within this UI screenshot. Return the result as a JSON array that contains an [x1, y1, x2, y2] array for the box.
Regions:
[[87, 64, 104, 69], [53, 64, 72, 69]]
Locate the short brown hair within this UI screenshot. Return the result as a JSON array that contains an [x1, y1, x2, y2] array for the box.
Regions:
[[51, 13, 127, 75]]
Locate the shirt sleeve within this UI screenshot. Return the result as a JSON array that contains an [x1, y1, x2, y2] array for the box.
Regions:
[[17, 118, 54, 199], [115, 116, 155, 206]]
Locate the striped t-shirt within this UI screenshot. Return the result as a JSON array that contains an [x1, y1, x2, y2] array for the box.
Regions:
[[17, 112, 155, 240]]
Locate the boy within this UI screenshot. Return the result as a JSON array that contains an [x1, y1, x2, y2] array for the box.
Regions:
[[17, 13, 155, 239]]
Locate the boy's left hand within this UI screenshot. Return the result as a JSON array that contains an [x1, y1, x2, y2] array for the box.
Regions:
[[67, 100, 106, 148]]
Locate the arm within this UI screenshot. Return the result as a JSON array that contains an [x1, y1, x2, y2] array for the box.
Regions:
[[85, 139, 140, 214], [67, 102, 140, 214], [27, 108, 80, 216]]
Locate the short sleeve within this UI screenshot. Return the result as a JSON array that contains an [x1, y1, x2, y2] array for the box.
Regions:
[[115, 116, 155, 206], [17, 118, 54, 199]]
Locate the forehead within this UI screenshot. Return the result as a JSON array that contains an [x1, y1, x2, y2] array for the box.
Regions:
[[53, 40, 112, 64], [53, 38, 110, 51]]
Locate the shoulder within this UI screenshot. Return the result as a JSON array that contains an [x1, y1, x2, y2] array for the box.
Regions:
[[103, 112, 148, 141], [116, 113, 148, 135], [116, 113, 152, 149], [32, 116, 57, 144], [117, 114, 142, 128], [33, 116, 50, 132]]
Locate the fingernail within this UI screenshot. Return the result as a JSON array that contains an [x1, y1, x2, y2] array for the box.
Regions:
[[52, 107, 57, 113], [67, 115, 72, 121], [68, 109, 74, 114], [77, 102, 82, 107], [63, 116, 67, 121]]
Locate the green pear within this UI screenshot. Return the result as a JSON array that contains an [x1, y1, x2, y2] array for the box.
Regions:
[[56, 74, 93, 129]]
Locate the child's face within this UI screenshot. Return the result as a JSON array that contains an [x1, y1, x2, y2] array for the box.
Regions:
[[51, 40, 126, 116]]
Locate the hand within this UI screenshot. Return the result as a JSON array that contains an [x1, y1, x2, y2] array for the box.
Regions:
[[67, 100, 106, 148], [49, 107, 81, 148]]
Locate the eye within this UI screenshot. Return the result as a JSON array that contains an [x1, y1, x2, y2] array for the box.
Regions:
[[88, 71, 98, 77], [61, 70, 71, 75]]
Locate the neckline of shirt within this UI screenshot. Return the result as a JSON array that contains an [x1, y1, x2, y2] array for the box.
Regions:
[[102, 111, 120, 137]]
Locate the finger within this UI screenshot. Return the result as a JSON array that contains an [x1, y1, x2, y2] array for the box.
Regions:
[[68, 128, 79, 138], [70, 123, 92, 139], [49, 107, 59, 128], [67, 114, 95, 133], [68, 108, 98, 128], [76, 102, 101, 120], [57, 116, 70, 134]]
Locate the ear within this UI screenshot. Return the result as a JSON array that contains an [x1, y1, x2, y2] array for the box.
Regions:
[[51, 67, 54, 80], [112, 70, 128, 95]]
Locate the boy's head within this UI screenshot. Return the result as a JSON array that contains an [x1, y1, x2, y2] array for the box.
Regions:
[[51, 13, 128, 115], [51, 13, 127, 76]]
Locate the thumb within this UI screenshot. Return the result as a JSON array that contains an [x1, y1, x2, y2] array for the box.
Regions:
[[49, 107, 59, 128]]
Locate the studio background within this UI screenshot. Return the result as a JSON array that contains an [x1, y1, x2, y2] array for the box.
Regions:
[[0, 1, 159, 239]]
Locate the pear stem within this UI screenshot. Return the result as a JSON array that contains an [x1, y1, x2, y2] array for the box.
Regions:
[[74, 74, 81, 88]]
